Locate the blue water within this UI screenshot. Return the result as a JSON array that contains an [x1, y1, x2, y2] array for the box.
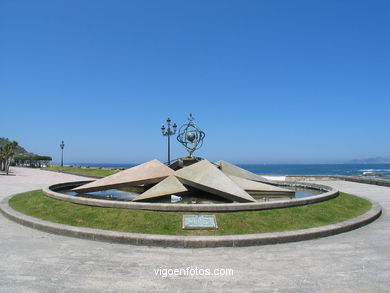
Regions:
[[68, 162, 390, 178], [237, 164, 390, 177]]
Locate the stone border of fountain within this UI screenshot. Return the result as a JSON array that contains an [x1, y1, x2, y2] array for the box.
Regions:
[[42, 180, 339, 212], [0, 193, 381, 248]]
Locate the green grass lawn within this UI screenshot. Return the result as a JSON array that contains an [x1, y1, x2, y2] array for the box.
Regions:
[[45, 166, 117, 177], [9, 190, 371, 236]]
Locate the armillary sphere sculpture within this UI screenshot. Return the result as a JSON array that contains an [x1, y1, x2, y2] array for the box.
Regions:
[[177, 114, 205, 157]]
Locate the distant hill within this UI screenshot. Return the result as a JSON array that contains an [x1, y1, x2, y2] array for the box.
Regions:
[[0, 137, 28, 154], [348, 157, 390, 164]]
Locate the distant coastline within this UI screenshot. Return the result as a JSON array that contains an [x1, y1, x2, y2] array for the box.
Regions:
[[347, 157, 390, 164]]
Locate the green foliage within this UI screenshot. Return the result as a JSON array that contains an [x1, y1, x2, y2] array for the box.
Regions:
[[9, 191, 372, 236], [0, 137, 26, 154], [0, 140, 19, 174], [14, 155, 52, 161], [45, 166, 117, 177], [14, 154, 52, 168]]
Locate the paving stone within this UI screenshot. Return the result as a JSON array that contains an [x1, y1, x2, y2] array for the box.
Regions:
[[0, 167, 389, 292]]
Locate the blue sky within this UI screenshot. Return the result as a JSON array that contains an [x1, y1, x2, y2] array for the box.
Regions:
[[1, 0, 389, 164]]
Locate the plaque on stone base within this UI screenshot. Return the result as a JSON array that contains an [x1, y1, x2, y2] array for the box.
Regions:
[[182, 215, 218, 230]]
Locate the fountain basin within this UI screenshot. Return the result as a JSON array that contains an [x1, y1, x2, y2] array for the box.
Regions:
[[44, 180, 339, 212]]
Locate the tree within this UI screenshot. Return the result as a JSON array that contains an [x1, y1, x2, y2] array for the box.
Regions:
[[0, 141, 19, 175], [14, 155, 52, 168]]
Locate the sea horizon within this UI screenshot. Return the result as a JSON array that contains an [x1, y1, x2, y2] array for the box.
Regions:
[[58, 162, 390, 177]]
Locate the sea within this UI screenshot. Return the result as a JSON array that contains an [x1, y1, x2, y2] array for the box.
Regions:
[[69, 163, 390, 179]]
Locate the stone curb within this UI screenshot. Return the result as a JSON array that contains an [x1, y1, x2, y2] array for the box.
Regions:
[[286, 175, 390, 187], [43, 181, 339, 212], [0, 193, 382, 248]]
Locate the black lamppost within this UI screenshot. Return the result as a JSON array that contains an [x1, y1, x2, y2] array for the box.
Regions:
[[161, 118, 177, 165], [60, 140, 65, 167]]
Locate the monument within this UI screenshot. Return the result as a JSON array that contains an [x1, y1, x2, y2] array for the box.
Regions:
[[73, 114, 294, 202], [177, 114, 204, 153]]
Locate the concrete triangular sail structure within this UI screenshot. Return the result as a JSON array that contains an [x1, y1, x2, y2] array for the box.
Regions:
[[215, 160, 269, 183], [227, 175, 294, 196], [174, 160, 256, 203], [72, 159, 174, 193], [132, 175, 188, 202], [72, 158, 295, 203]]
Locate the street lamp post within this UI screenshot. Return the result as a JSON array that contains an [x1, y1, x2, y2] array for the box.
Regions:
[[161, 118, 177, 165], [60, 140, 65, 167]]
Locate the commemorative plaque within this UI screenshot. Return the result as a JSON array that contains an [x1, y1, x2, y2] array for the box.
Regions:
[[182, 215, 218, 230]]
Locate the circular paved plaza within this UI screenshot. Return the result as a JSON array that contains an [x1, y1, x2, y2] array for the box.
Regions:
[[0, 167, 389, 292]]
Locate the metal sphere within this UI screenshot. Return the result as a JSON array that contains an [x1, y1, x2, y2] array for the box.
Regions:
[[177, 115, 205, 157], [187, 132, 196, 142]]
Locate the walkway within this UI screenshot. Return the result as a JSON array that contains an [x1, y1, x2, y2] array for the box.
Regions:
[[0, 167, 389, 292]]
